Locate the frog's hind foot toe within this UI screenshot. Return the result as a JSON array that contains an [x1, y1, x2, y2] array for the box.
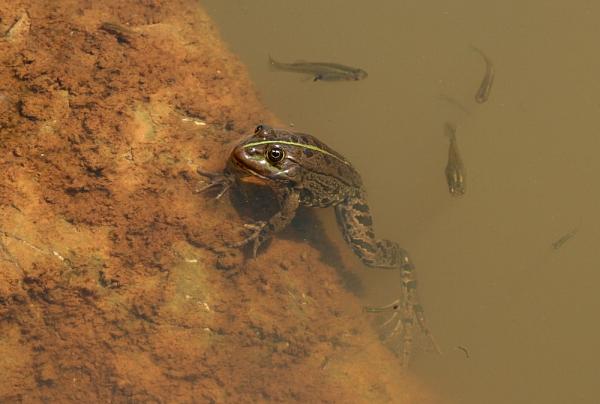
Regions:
[[364, 298, 440, 363], [364, 299, 418, 367], [364, 299, 401, 314]]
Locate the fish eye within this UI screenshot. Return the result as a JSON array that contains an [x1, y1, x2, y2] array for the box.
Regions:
[[266, 145, 285, 163]]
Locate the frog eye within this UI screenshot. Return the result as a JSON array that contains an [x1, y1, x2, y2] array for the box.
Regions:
[[266, 145, 285, 163], [254, 125, 265, 135]]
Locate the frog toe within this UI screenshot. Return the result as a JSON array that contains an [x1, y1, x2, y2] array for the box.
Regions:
[[363, 299, 401, 313], [196, 169, 234, 198], [228, 221, 267, 256]]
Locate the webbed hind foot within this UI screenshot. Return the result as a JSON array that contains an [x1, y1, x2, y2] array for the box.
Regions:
[[365, 298, 440, 367]]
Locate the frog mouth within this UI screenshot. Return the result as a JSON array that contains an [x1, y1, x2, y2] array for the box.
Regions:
[[230, 154, 271, 185]]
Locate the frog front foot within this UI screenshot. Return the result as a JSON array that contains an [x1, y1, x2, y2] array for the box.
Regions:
[[229, 221, 268, 258], [365, 298, 440, 367], [197, 167, 234, 199]]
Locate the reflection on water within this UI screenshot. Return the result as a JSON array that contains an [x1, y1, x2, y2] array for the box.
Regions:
[[202, 1, 600, 403]]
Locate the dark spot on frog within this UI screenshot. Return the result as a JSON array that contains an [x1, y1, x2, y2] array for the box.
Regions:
[[299, 188, 314, 203], [350, 237, 376, 253], [352, 203, 370, 213], [303, 148, 314, 157], [298, 135, 309, 144], [356, 215, 373, 226]]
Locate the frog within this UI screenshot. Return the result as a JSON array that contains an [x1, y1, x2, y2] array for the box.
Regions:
[[198, 124, 437, 365]]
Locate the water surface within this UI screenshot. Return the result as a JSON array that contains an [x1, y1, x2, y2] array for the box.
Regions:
[[201, 1, 600, 402]]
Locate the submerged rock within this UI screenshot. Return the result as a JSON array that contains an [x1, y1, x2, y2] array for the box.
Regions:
[[0, 1, 439, 402]]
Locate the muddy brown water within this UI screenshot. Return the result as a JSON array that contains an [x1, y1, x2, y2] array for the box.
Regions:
[[201, 1, 600, 403]]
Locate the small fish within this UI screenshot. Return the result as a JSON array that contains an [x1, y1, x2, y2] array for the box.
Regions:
[[471, 46, 494, 103], [552, 228, 578, 250], [444, 123, 466, 197], [268, 55, 367, 81], [457, 346, 470, 359]]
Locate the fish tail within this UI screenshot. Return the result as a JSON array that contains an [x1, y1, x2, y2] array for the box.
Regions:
[[470, 45, 492, 65]]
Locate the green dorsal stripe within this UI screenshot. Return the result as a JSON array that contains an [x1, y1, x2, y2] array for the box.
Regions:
[[243, 140, 351, 166]]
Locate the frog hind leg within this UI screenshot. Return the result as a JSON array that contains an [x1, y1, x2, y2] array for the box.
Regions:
[[334, 196, 437, 366]]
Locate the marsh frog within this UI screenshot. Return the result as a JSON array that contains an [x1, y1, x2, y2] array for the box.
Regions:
[[199, 124, 436, 365]]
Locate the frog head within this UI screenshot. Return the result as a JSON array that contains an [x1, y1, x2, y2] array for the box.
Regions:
[[228, 125, 303, 185]]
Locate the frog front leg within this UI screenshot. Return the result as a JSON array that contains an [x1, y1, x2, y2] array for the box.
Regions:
[[232, 189, 300, 257], [334, 194, 437, 366]]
